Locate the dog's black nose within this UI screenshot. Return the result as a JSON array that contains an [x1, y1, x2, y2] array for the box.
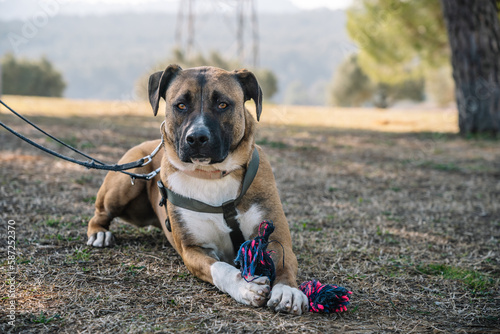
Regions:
[[186, 128, 210, 148]]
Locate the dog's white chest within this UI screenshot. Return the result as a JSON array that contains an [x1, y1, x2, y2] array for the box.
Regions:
[[168, 172, 264, 262]]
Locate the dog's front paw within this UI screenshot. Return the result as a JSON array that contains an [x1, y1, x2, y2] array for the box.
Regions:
[[237, 275, 271, 307], [87, 231, 115, 247], [267, 283, 309, 315], [211, 262, 270, 307]]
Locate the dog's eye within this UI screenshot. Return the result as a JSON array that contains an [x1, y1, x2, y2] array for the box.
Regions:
[[176, 103, 187, 111], [218, 102, 228, 110]]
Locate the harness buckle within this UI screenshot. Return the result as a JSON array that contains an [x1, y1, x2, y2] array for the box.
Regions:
[[141, 131, 164, 167], [157, 180, 167, 207], [142, 155, 153, 166], [145, 167, 161, 180]]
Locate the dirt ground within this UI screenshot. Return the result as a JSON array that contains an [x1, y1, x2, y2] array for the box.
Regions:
[[1, 98, 499, 333]]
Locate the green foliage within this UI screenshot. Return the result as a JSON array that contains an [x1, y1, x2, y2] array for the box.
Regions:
[[1, 53, 66, 97], [135, 48, 278, 101], [31, 311, 61, 324], [346, 0, 449, 84], [253, 68, 278, 100], [417, 263, 498, 292], [346, 0, 500, 104], [330, 54, 424, 107], [68, 248, 91, 262], [330, 54, 372, 107], [379, 78, 425, 107]]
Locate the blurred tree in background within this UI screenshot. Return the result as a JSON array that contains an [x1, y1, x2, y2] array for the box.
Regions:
[[136, 49, 277, 101], [330, 54, 424, 108], [347, 0, 449, 84], [1, 53, 66, 97], [330, 54, 372, 107], [347, 0, 500, 135]]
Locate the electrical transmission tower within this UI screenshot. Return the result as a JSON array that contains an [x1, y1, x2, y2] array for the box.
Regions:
[[175, 0, 196, 58], [236, 0, 259, 67], [175, 0, 260, 67]]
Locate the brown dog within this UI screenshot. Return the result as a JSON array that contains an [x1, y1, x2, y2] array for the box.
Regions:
[[86, 65, 308, 315]]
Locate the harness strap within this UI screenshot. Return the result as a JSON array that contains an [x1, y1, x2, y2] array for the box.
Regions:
[[157, 148, 260, 253]]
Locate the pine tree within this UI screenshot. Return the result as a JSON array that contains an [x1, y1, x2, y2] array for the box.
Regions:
[[1, 54, 66, 97], [441, 0, 500, 135]]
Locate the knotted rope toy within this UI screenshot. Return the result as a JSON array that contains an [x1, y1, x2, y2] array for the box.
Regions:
[[234, 220, 277, 283], [234, 220, 352, 313]]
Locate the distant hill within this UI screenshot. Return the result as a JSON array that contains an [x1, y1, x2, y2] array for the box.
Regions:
[[0, 10, 354, 105]]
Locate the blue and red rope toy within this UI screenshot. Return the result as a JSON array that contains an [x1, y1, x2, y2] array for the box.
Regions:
[[234, 220, 352, 314], [234, 220, 277, 284]]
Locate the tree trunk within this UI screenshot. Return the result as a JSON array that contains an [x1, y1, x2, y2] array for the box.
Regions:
[[440, 0, 500, 136]]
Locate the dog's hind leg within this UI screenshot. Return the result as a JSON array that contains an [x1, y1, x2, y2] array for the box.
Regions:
[[86, 173, 128, 247], [87, 212, 115, 247], [86, 171, 154, 247], [86, 140, 162, 247]]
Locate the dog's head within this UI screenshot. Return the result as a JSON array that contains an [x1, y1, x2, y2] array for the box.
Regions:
[[148, 65, 262, 172]]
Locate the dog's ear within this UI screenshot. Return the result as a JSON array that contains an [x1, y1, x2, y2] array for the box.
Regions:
[[148, 64, 182, 116], [234, 69, 263, 122]]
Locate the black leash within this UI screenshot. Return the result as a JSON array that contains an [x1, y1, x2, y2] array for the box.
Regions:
[[0, 99, 162, 180], [157, 147, 260, 253]]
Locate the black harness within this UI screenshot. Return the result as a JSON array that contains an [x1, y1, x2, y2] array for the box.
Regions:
[[157, 148, 260, 254]]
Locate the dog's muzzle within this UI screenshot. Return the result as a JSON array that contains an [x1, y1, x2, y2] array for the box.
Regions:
[[179, 124, 227, 164]]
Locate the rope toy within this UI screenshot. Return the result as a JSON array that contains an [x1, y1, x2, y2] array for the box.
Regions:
[[234, 220, 276, 283], [234, 220, 352, 313], [299, 280, 351, 313]]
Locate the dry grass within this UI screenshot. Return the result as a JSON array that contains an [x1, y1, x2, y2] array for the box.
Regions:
[[1, 96, 499, 333], [2, 95, 458, 132]]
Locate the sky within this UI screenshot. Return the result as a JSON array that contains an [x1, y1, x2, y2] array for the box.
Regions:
[[0, 0, 355, 23], [290, 0, 353, 10], [67, 0, 354, 12]]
